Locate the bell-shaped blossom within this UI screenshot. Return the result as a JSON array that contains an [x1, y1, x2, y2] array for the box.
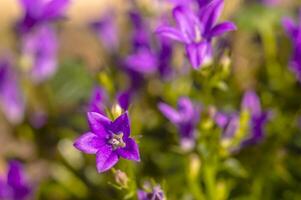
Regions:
[[282, 11, 301, 82], [138, 185, 165, 200], [0, 59, 25, 124], [158, 97, 200, 150], [17, 0, 70, 33], [90, 11, 119, 51], [21, 26, 58, 83], [214, 91, 269, 148], [0, 161, 31, 200], [124, 11, 173, 78], [156, 0, 236, 68], [74, 112, 140, 173]]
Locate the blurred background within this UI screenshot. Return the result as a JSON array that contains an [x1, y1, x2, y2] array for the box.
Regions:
[[1, 0, 301, 200]]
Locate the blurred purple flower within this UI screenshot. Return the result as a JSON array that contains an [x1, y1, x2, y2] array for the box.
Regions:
[[262, 0, 280, 6], [138, 185, 165, 200], [0, 59, 25, 124], [283, 12, 301, 82], [124, 11, 173, 78], [158, 97, 200, 150], [90, 11, 119, 51], [74, 112, 140, 173], [18, 0, 69, 33], [240, 91, 269, 146], [21, 26, 58, 83], [214, 91, 268, 147], [0, 161, 31, 200], [156, 0, 236, 68]]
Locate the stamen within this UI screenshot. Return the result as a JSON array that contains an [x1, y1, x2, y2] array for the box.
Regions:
[[108, 133, 126, 150]]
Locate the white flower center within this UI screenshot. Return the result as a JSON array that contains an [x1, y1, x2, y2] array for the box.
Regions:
[[108, 133, 126, 150]]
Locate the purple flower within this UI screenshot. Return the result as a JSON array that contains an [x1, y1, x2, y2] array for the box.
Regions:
[[137, 185, 165, 200], [90, 11, 119, 51], [214, 91, 268, 147], [156, 0, 236, 68], [18, 0, 69, 33], [74, 112, 140, 173], [283, 12, 301, 82], [21, 26, 58, 83], [158, 97, 200, 150], [0, 59, 25, 124], [240, 91, 269, 146], [262, 0, 280, 6], [124, 11, 173, 77], [0, 161, 31, 200]]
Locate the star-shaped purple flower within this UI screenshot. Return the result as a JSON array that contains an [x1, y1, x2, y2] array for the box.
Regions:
[[0, 59, 25, 124], [21, 26, 58, 83], [0, 161, 31, 200], [74, 112, 140, 173], [17, 0, 70, 33], [156, 0, 236, 68], [282, 11, 301, 82], [158, 97, 200, 150]]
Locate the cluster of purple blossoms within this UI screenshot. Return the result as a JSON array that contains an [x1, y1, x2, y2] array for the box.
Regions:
[[156, 0, 236, 69], [158, 97, 200, 150], [74, 87, 139, 173], [0, 60, 25, 124], [0, 161, 31, 200], [282, 11, 301, 82], [214, 91, 269, 148]]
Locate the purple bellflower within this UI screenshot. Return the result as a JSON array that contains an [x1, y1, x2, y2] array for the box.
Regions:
[[0, 60, 25, 124], [158, 97, 200, 150], [283, 11, 301, 82], [124, 11, 173, 77], [74, 112, 140, 173], [137, 185, 165, 200], [21, 26, 58, 83], [240, 90, 269, 146], [90, 11, 119, 51], [0, 161, 31, 200], [214, 91, 268, 148], [156, 0, 236, 69], [17, 0, 69, 33]]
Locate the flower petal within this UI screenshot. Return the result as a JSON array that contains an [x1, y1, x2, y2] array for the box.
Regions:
[[210, 22, 237, 37], [87, 112, 111, 138], [186, 42, 211, 69], [117, 138, 140, 161], [74, 132, 105, 154], [202, 0, 224, 33], [96, 145, 119, 173], [117, 90, 131, 111], [158, 102, 181, 124], [173, 5, 201, 43], [282, 17, 298, 39], [110, 112, 130, 138], [156, 26, 185, 42]]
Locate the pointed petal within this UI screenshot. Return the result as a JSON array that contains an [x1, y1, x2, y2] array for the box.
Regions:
[[158, 102, 181, 124], [186, 42, 210, 69], [210, 22, 236, 37], [96, 145, 119, 173], [202, 0, 224, 32], [156, 26, 185, 42], [110, 112, 130, 138], [117, 90, 131, 111], [117, 138, 140, 161], [87, 112, 110, 138], [173, 6, 200, 43], [74, 132, 105, 154]]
